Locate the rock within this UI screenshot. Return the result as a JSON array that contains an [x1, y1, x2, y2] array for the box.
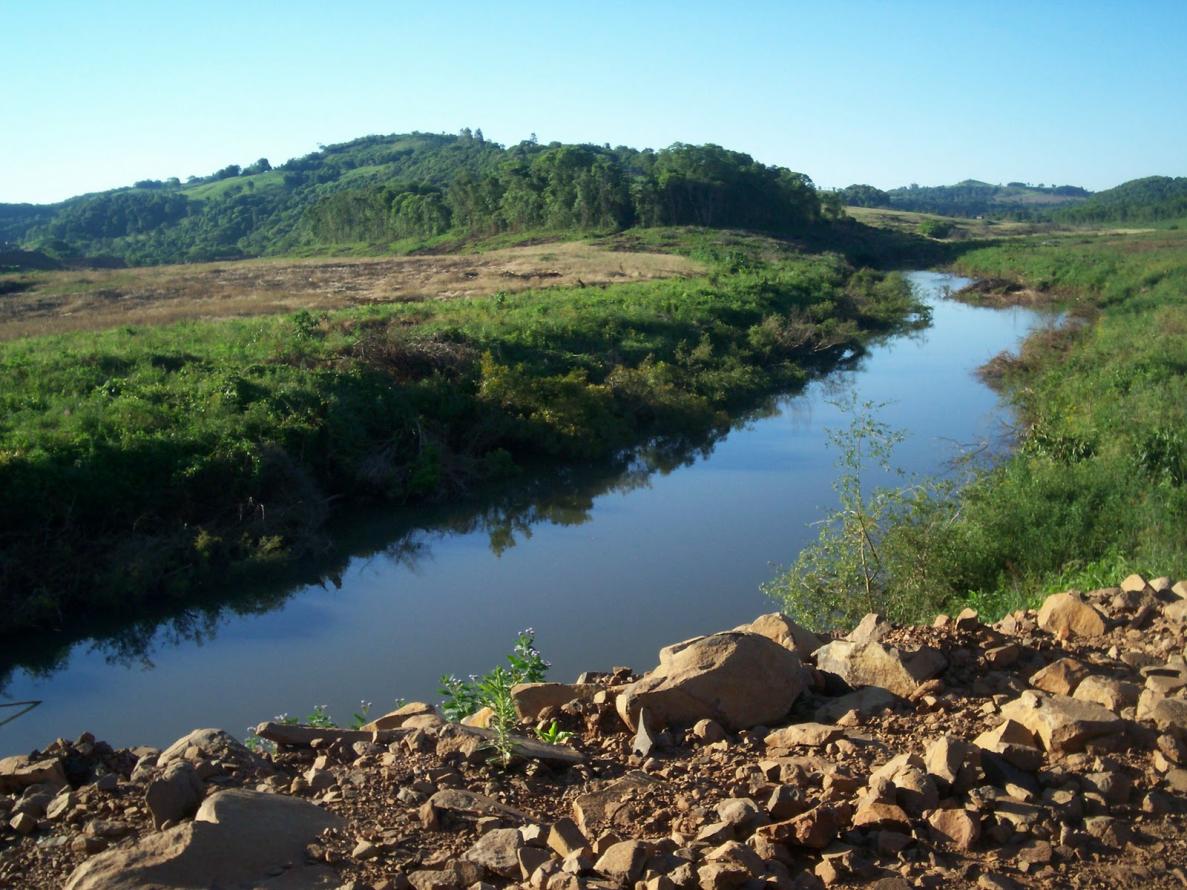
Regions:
[[1120, 574, 1150, 594], [65, 789, 342, 889], [1166, 599, 1187, 623], [46, 790, 76, 821], [1073, 675, 1141, 713], [985, 644, 1021, 667], [632, 709, 659, 757], [1036, 592, 1107, 638], [703, 840, 764, 876], [814, 640, 947, 697], [593, 840, 649, 886], [716, 797, 761, 829], [512, 683, 596, 721], [734, 613, 822, 656], [1150, 697, 1187, 734], [846, 613, 892, 644], [420, 789, 528, 829], [751, 805, 844, 849], [765, 723, 843, 750], [852, 801, 911, 832], [0, 755, 67, 793], [9, 811, 36, 835], [157, 728, 269, 774], [362, 701, 439, 731], [460, 707, 495, 729], [572, 772, 661, 834], [690, 719, 727, 743], [927, 806, 980, 850], [973, 720, 1043, 770], [1029, 658, 1090, 696], [463, 828, 524, 879], [1000, 690, 1124, 756], [548, 817, 590, 857], [408, 869, 462, 890], [145, 761, 204, 829], [616, 632, 806, 731], [924, 736, 971, 788], [814, 687, 898, 723]]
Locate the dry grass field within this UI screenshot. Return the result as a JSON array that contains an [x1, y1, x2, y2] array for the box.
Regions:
[[0, 242, 702, 340]]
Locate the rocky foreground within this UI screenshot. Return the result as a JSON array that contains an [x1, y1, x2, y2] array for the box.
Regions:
[[4, 575, 1187, 889]]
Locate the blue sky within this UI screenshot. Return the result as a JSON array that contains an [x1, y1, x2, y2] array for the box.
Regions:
[[3, 0, 1184, 204]]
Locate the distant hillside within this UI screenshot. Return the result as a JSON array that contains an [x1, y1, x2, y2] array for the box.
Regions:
[[873, 180, 1089, 217], [0, 132, 827, 266], [1054, 176, 1187, 223]]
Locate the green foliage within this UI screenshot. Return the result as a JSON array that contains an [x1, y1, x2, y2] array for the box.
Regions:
[[439, 629, 550, 766], [916, 219, 953, 239], [534, 720, 575, 745], [0, 233, 925, 633], [885, 179, 1089, 218], [5, 134, 831, 266], [1055, 176, 1187, 224], [837, 229, 1187, 621], [762, 395, 957, 629], [439, 629, 549, 723]]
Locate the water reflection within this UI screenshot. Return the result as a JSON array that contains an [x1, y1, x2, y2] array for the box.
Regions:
[[0, 392, 794, 697]]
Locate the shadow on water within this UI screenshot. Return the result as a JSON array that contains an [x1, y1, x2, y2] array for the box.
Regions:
[[0, 345, 867, 699]]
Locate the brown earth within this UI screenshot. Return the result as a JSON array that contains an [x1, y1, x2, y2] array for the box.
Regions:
[[0, 243, 702, 341], [4, 574, 1187, 889]]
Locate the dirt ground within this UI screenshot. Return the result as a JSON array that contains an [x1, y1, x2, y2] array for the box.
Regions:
[[0, 243, 702, 340]]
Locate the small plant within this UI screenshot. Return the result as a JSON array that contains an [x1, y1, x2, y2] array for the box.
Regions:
[[350, 701, 373, 730], [762, 393, 958, 629], [534, 719, 575, 745], [439, 629, 551, 766]]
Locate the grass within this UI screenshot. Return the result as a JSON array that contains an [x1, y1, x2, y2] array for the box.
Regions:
[[0, 228, 926, 636], [886, 225, 1187, 619]]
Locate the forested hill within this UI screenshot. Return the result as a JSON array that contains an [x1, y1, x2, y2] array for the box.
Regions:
[[1053, 175, 1187, 223], [0, 131, 828, 267], [838, 179, 1089, 217]]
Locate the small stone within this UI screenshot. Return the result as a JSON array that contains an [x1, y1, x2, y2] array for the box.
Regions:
[[593, 840, 649, 886], [690, 719, 726, 743], [633, 709, 659, 758], [765, 723, 843, 750], [927, 807, 980, 850], [547, 817, 590, 858], [9, 811, 36, 835], [1029, 658, 1090, 696], [353, 839, 379, 860]]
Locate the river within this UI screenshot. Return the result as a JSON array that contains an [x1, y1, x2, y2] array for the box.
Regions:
[[0, 271, 1054, 754]]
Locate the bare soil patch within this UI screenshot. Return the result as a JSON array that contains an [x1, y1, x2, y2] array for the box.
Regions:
[[0, 243, 702, 340]]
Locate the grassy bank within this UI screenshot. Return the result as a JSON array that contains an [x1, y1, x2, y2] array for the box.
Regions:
[[865, 228, 1186, 621], [0, 228, 925, 636]]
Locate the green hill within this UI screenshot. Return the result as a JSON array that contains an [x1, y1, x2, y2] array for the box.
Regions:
[[0, 132, 826, 266], [1054, 175, 1187, 223], [878, 179, 1089, 217]]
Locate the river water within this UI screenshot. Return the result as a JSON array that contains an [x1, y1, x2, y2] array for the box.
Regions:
[[0, 271, 1054, 754]]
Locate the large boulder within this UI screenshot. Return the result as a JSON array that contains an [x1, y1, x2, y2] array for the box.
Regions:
[[65, 789, 342, 889], [616, 631, 806, 731], [734, 613, 822, 657], [813, 640, 947, 697], [157, 728, 270, 775], [1036, 592, 1107, 638], [1000, 690, 1124, 756], [0, 755, 67, 793]]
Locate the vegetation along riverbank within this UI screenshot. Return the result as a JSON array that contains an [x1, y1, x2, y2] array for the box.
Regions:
[[0, 226, 927, 638], [766, 223, 1187, 628]]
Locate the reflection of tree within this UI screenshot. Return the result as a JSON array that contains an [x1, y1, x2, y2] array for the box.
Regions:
[[0, 383, 811, 694]]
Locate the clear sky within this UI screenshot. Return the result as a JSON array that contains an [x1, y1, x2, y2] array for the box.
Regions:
[[3, 0, 1184, 204]]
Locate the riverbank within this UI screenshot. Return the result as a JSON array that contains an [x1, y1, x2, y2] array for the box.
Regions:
[[0, 228, 927, 638], [3, 573, 1187, 888], [784, 225, 1187, 623]]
